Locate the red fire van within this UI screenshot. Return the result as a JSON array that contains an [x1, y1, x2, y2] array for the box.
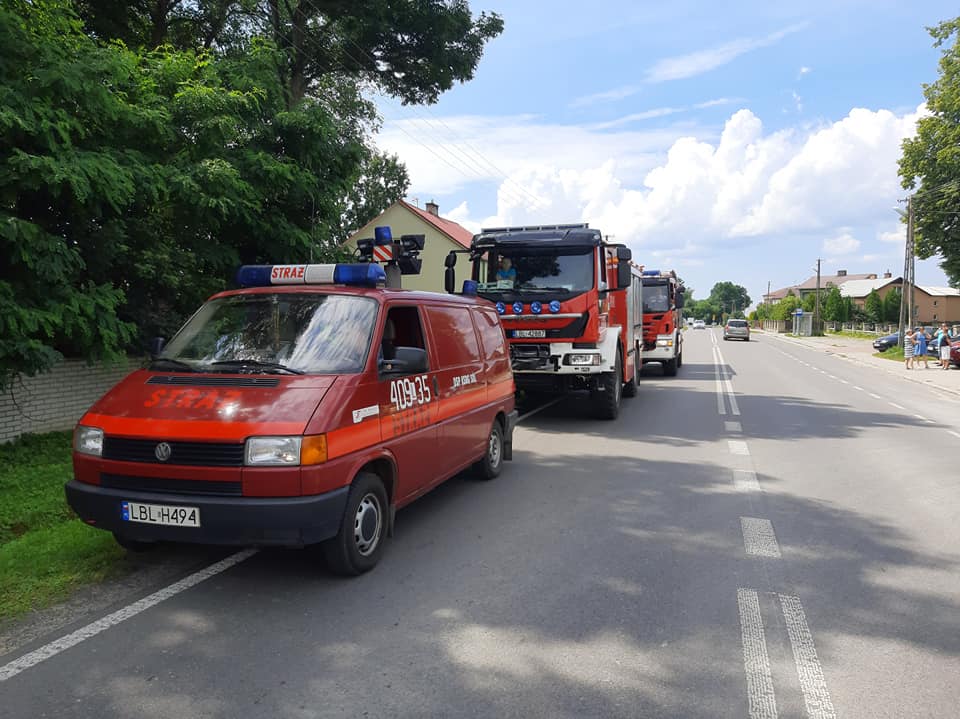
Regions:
[[66, 262, 517, 575]]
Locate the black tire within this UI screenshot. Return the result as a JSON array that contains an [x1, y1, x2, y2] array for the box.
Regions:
[[474, 420, 504, 480], [112, 532, 157, 553], [663, 356, 678, 377], [676, 347, 683, 368], [593, 351, 622, 420], [322, 472, 388, 576], [622, 346, 639, 398]]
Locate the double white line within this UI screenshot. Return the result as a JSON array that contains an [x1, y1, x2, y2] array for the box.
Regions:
[[712, 336, 740, 416]]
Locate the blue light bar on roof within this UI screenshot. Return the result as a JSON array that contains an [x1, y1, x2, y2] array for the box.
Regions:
[[642, 269, 661, 276], [235, 263, 386, 288]]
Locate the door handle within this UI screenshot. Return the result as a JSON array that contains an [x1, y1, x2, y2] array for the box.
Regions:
[[432, 376, 439, 397]]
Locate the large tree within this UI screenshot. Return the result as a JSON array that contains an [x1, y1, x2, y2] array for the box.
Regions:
[[899, 17, 960, 287], [708, 281, 751, 317], [76, 0, 505, 107]]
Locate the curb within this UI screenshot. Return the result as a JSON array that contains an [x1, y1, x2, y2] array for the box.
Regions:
[[760, 332, 960, 400]]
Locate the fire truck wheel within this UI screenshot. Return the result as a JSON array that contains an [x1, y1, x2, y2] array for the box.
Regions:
[[593, 351, 622, 420], [663, 356, 678, 376], [112, 532, 158, 553], [474, 419, 504, 480], [322, 472, 388, 576], [677, 348, 683, 367]]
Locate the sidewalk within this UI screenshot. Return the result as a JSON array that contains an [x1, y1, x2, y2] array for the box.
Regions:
[[757, 330, 960, 398]]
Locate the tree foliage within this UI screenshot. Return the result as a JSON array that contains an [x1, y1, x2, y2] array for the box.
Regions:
[[883, 287, 902, 323], [823, 286, 847, 322], [864, 289, 883, 323], [899, 17, 960, 286], [1, 0, 504, 386], [76, 0, 505, 107]]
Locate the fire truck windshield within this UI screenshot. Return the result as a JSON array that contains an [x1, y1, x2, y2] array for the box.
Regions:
[[157, 293, 378, 374], [642, 282, 671, 313], [478, 246, 595, 300]]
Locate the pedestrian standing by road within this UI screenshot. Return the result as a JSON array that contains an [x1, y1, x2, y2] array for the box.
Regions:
[[935, 323, 953, 369], [904, 329, 914, 369], [913, 326, 930, 369]]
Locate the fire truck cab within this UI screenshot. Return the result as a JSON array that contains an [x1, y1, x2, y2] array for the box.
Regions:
[[641, 269, 685, 376], [66, 261, 517, 575], [445, 224, 642, 420]]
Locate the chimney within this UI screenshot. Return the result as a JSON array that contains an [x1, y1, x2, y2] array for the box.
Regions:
[[425, 200, 439, 216], [883, 270, 892, 279], [837, 270, 847, 277]]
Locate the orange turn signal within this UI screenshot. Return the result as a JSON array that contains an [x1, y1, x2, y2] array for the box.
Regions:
[[301, 435, 328, 465]]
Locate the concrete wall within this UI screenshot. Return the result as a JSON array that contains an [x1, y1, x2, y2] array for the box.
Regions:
[[1, 358, 139, 443]]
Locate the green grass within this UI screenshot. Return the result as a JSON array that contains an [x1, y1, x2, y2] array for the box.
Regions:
[[874, 346, 905, 362], [826, 329, 888, 341], [0, 432, 126, 620]]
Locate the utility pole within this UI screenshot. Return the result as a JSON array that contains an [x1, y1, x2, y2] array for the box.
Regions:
[[814, 258, 822, 335], [898, 197, 915, 346]]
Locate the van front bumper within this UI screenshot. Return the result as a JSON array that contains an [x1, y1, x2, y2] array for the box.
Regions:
[[65, 480, 349, 547]]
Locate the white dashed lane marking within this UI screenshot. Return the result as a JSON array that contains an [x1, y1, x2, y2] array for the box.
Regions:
[[949, 431, 960, 439], [869, 393, 882, 400], [889, 402, 905, 410], [734, 470, 761, 492], [728, 440, 750, 456], [741, 517, 782, 558], [853, 386, 863, 391]]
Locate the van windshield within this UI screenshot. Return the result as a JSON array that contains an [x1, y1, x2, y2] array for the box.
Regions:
[[158, 293, 378, 374]]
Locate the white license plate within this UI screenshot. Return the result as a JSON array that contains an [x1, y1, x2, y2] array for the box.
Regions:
[[122, 501, 200, 527], [514, 329, 546, 338]]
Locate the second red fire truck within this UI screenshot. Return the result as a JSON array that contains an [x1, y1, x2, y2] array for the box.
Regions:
[[640, 269, 685, 376]]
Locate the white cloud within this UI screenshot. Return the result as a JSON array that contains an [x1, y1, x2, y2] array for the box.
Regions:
[[822, 233, 861, 255], [569, 85, 642, 108], [694, 97, 741, 109], [589, 107, 685, 130], [799, 66, 812, 78], [645, 23, 809, 83], [878, 226, 905, 244]]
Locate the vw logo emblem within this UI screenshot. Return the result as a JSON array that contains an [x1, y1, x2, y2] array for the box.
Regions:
[[154, 442, 172, 462]]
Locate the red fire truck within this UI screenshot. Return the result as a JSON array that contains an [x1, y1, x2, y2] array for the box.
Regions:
[[640, 269, 685, 376], [445, 224, 643, 419]]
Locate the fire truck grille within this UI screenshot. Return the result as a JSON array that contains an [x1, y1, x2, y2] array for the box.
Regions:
[[101, 473, 242, 496], [103, 438, 245, 466], [510, 344, 554, 371]]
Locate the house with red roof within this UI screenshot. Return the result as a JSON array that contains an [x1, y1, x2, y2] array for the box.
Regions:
[[343, 199, 475, 292]]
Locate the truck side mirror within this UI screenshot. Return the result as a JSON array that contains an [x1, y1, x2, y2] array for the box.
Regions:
[[616, 247, 632, 261], [676, 291, 685, 309], [445, 267, 456, 294], [616, 263, 632, 290], [444, 252, 457, 269]]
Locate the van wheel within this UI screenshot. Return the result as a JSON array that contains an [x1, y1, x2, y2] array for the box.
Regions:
[[474, 420, 504, 480], [593, 351, 622, 420], [113, 532, 157, 553], [322, 472, 388, 576]]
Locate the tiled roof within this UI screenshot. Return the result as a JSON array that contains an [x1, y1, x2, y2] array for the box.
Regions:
[[399, 200, 473, 249], [796, 273, 875, 290], [916, 285, 960, 297]]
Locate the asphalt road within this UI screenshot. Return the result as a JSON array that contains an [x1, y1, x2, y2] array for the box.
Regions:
[[3, 329, 959, 718]]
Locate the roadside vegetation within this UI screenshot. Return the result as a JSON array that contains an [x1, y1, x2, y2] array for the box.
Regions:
[[874, 347, 906, 362], [827, 329, 888, 341], [0, 432, 125, 620]]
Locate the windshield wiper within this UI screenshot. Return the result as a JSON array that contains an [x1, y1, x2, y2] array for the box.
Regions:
[[210, 359, 304, 375], [150, 357, 197, 372]]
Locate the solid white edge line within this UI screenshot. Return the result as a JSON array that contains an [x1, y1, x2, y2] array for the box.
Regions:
[[737, 588, 779, 719], [517, 397, 564, 422], [779, 594, 837, 719], [740, 517, 782, 558], [0, 549, 257, 682]]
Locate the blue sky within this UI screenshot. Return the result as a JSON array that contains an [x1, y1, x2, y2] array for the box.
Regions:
[[373, 0, 957, 306]]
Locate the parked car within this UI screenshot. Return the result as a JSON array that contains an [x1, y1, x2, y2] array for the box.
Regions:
[[873, 332, 898, 351], [723, 319, 750, 341], [693, 320, 706, 330]]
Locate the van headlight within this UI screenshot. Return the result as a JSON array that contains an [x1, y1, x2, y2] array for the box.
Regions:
[[244, 435, 327, 466], [75, 426, 104, 457], [245, 436, 302, 466]]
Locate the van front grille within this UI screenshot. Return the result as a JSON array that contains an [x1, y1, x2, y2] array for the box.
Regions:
[[103, 438, 245, 466]]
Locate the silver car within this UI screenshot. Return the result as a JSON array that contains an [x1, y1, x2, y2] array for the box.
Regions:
[[723, 319, 750, 341]]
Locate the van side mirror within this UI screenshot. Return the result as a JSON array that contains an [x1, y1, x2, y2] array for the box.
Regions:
[[149, 337, 166, 359], [379, 347, 429, 375]]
